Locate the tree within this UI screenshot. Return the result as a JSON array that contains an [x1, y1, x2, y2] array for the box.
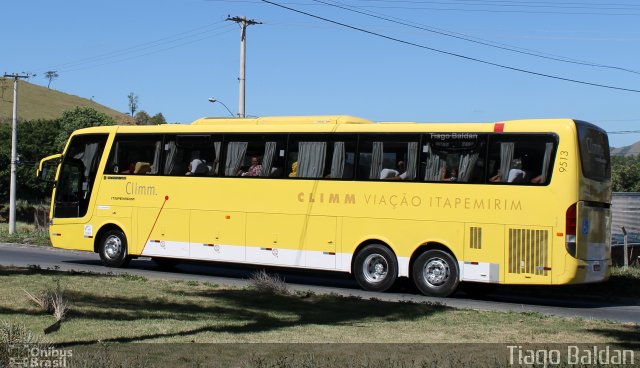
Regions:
[[127, 92, 139, 116], [134, 111, 151, 125], [54, 107, 115, 151], [44, 71, 59, 89], [0, 119, 61, 202], [149, 113, 167, 125], [611, 156, 640, 192]]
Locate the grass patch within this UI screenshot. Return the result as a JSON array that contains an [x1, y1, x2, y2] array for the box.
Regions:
[[0, 265, 637, 347], [0, 222, 50, 246]]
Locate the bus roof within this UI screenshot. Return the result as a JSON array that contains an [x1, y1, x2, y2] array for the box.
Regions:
[[191, 115, 374, 125], [69, 116, 579, 136]]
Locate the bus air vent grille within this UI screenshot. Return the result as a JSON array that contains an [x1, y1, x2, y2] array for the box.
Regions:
[[470, 227, 482, 249], [508, 228, 549, 276]]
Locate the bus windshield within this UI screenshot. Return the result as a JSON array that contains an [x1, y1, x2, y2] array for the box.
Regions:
[[54, 134, 108, 218]]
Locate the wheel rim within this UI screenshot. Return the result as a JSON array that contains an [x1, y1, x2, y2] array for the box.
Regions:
[[104, 235, 123, 260], [422, 257, 450, 287], [362, 253, 389, 284]]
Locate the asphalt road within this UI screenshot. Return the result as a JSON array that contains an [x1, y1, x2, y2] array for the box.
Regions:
[[1, 242, 639, 323]]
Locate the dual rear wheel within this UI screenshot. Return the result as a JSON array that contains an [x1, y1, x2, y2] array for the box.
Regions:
[[353, 244, 459, 297]]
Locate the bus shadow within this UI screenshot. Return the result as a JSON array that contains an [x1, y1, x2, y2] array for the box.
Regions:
[[61, 258, 640, 309], [465, 283, 640, 309], [63, 258, 359, 289]]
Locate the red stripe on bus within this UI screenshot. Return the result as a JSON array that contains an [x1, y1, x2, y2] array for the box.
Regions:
[[494, 123, 504, 132]]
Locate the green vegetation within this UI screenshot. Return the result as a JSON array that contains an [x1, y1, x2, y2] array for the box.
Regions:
[[0, 107, 115, 203], [612, 155, 640, 192], [134, 110, 167, 125], [0, 222, 50, 246]]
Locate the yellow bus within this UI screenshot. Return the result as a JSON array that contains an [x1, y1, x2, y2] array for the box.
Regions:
[[38, 115, 611, 297]]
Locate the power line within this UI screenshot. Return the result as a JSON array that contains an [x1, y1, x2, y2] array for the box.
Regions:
[[36, 21, 235, 74], [598, 118, 640, 122], [261, 0, 640, 93], [207, 0, 640, 15], [345, 0, 640, 12], [335, 1, 640, 16], [55, 28, 236, 74], [346, 0, 640, 6], [311, 0, 640, 75]]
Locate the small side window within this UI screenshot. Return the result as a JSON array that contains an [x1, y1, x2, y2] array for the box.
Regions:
[[421, 133, 486, 183], [164, 135, 220, 176], [487, 134, 556, 185], [106, 135, 163, 175], [287, 135, 356, 179], [223, 135, 287, 178], [357, 136, 419, 181]]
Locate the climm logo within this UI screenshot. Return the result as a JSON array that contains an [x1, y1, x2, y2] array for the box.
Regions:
[[297, 192, 356, 204], [126, 181, 157, 195]]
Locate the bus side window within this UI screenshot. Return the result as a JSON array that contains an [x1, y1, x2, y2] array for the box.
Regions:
[[164, 135, 218, 176], [357, 136, 419, 181], [223, 135, 287, 178], [421, 133, 486, 183], [106, 135, 163, 175], [287, 135, 356, 179], [487, 135, 556, 185]]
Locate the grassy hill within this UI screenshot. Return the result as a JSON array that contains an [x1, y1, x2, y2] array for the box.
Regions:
[[0, 78, 133, 124]]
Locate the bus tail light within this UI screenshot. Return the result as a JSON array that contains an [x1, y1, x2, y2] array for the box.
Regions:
[[565, 203, 577, 257]]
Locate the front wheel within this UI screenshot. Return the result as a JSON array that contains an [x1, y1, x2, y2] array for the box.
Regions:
[[412, 249, 459, 297], [98, 229, 131, 268], [353, 244, 398, 292]]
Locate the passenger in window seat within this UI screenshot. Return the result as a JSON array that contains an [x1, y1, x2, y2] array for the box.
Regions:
[[186, 159, 208, 176], [382, 161, 407, 180]]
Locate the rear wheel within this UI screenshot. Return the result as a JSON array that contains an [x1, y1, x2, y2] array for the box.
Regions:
[[412, 249, 459, 297], [353, 244, 398, 292], [98, 229, 131, 268]]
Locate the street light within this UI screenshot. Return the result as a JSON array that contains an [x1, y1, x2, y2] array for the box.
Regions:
[[208, 98, 235, 117]]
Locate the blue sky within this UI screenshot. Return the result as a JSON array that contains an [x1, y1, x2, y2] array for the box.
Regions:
[[4, 0, 640, 147]]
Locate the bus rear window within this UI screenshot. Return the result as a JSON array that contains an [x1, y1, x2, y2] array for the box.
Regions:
[[575, 120, 610, 181]]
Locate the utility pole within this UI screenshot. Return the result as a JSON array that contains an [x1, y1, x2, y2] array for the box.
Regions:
[[3, 73, 30, 234], [226, 16, 261, 118]]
